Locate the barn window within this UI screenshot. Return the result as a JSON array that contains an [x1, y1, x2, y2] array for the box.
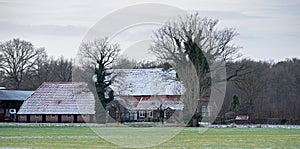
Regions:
[[202, 106, 206, 116], [148, 111, 153, 117], [20, 115, 24, 118], [35, 115, 40, 118], [66, 115, 71, 118], [139, 111, 145, 117], [51, 115, 56, 118], [9, 109, 16, 114], [207, 106, 212, 117]]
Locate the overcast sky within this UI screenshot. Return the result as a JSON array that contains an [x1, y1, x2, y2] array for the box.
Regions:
[[0, 0, 299, 62]]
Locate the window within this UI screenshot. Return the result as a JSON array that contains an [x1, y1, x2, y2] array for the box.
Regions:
[[51, 115, 56, 118], [148, 111, 153, 117], [20, 115, 25, 118], [202, 106, 206, 116], [139, 111, 145, 117], [82, 114, 87, 118], [35, 115, 40, 118], [207, 106, 212, 117], [9, 109, 16, 114], [66, 115, 71, 118]]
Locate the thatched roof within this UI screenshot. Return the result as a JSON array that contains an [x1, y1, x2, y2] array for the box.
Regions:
[[17, 82, 95, 115]]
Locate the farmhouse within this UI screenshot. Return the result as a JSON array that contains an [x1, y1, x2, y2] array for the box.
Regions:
[[0, 89, 33, 121], [105, 68, 185, 123], [17, 82, 95, 123]]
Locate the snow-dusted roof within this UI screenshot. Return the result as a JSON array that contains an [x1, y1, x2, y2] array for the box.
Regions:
[[0, 90, 33, 101], [17, 82, 95, 115], [115, 97, 183, 111], [106, 68, 185, 96], [133, 99, 183, 111]]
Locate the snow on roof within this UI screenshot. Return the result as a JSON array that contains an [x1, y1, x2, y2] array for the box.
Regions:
[[106, 68, 185, 96], [235, 115, 249, 120], [132, 99, 184, 111], [0, 90, 33, 101], [17, 82, 95, 115], [115, 97, 184, 111]]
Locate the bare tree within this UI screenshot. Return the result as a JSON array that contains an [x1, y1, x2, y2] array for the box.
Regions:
[[233, 60, 269, 120], [79, 37, 120, 68], [150, 13, 241, 126], [151, 13, 240, 96], [77, 37, 121, 123], [51, 57, 73, 81], [0, 38, 46, 89], [112, 56, 137, 69], [23, 56, 73, 90]]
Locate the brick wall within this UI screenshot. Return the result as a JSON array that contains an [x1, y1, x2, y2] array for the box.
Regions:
[[18, 114, 95, 123], [31, 115, 42, 123], [18, 115, 26, 122], [46, 115, 57, 122]]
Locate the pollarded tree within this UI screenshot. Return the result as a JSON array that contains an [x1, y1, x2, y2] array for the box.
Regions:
[[151, 13, 240, 95], [78, 37, 120, 123], [150, 13, 241, 126], [0, 38, 46, 89]]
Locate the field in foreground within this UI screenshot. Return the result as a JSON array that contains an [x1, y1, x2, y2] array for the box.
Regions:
[[0, 126, 299, 148]]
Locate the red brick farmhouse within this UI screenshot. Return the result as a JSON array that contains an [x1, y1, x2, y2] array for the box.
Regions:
[[105, 68, 185, 123]]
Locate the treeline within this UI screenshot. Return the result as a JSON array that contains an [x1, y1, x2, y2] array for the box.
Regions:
[[0, 38, 72, 90], [1, 38, 299, 122], [220, 58, 300, 124], [112, 57, 172, 70]]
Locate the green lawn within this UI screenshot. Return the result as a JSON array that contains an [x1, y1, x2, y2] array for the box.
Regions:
[[0, 126, 299, 148]]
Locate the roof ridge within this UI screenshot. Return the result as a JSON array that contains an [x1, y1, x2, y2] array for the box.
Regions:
[[42, 82, 85, 84]]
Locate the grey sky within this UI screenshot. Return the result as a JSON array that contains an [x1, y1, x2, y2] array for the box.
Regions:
[[0, 0, 299, 61]]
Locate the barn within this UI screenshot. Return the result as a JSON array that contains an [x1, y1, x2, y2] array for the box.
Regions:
[[17, 82, 95, 123], [0, 89, 33, 121], [105, 68, 185, 123]]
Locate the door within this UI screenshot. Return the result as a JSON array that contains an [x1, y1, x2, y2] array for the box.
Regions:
[[89, 115, 93, 123], [58, 115, 62, 123], [73, 115, 77, 123], [26, 115, 30, 122], [42, 115, 46, 123], [134, 112, 137, 121]]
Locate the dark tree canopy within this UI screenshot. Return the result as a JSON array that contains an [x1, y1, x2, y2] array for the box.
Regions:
[[231, 94, 240, 113], [25, 56, 73, 90]]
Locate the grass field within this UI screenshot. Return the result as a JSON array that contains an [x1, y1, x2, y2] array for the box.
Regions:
[[0, 126, 299, 148]]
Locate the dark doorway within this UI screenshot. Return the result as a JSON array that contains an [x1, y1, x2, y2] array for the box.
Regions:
[[89, 115, 93, 123], [26, 115, 30, 122], [58, 115, 62, 123], [73, 115, 77, 123], [42, 115, 46, 123]]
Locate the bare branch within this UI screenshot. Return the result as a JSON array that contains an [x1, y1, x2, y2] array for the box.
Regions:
[[78, 38, 121, 68], [0, 38, 46, 89]]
